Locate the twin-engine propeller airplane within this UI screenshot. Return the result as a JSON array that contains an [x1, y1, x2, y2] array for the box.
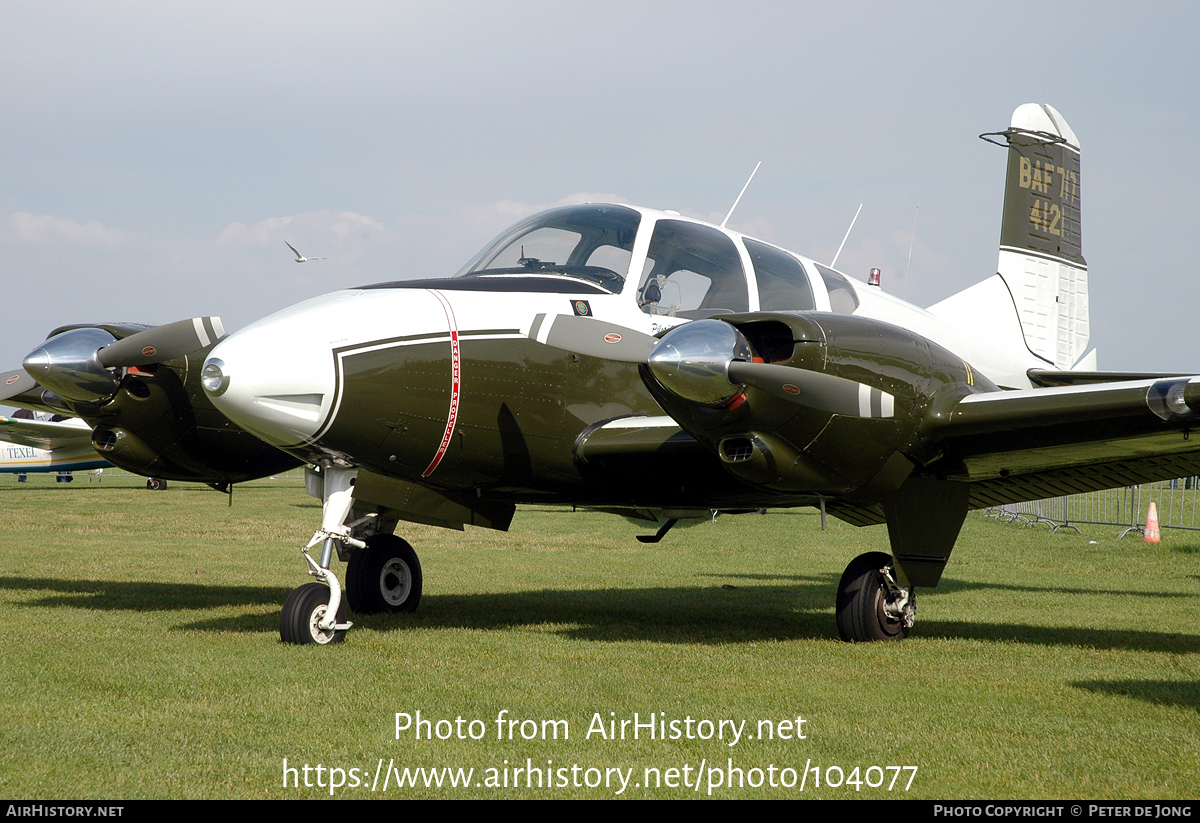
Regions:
[[7, 103, 1198, 645]]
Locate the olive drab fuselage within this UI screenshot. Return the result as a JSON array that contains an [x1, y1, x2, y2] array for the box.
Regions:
[[305, 305, 988, 509]]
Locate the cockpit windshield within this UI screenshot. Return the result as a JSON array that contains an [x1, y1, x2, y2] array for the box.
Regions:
[[456, 204, 640, 294]]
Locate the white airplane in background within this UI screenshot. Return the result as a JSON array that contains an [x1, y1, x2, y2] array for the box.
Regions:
[[0, 412, 109, 477], [11, 103, 1197, 646], [0, 409, 171, 488]]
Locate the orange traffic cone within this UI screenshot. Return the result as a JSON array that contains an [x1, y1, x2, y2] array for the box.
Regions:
[[1144, 502, 1161, 543]]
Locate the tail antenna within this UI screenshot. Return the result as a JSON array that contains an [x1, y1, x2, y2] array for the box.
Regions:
[[721, 161, 762, 229], [903, 205, 919, 280]]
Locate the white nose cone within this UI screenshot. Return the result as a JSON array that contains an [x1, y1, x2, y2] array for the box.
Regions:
[[203, 296, 341, 447]]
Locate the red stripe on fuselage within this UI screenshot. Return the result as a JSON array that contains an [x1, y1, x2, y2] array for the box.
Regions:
[[421, 290, 461, 477]]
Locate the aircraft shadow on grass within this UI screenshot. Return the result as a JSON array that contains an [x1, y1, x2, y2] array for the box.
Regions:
[[3, 573, 1198, 652], [927, 576, 1196, 599], [1071, 679, 1200, 713], [0, 576, 286, 612]]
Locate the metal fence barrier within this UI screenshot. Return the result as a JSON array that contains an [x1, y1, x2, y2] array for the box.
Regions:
[[983, 478, 1200, 536]]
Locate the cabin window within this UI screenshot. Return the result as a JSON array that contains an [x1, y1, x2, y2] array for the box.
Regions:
[[744, 238, 816, 312], [814, 264, 860, 313], [637, 220, 748, 318]]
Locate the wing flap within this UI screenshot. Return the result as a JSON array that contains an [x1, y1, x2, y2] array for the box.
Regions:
[[965, 451, 1200, 510]]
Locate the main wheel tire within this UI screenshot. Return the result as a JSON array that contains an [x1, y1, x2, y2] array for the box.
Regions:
[[835, 551, 910, 642], [345, 535, 422, 615], [280, 582, 347, 645], [146, 478, 167, 491]]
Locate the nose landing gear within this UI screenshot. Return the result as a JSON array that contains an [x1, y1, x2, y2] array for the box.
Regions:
[[278, 466, 422, 645], [280, 582, 349, 645]]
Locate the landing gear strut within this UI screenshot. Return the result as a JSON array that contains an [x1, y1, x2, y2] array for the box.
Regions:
[[835, 552, 915, 642], [279, 466, 423, 645], [279, 469, 360, 645]]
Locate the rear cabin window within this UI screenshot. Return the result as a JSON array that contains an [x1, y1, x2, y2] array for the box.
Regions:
[[814, 264, 860, 313]]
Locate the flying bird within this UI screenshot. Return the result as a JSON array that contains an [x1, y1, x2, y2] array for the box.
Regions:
[[285, 241, 326, 263]]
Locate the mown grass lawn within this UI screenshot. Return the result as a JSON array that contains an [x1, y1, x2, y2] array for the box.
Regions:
[[0, 474, 1196, 799]]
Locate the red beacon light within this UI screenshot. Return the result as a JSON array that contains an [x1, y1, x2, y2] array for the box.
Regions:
[[868, 267, 882, 287]]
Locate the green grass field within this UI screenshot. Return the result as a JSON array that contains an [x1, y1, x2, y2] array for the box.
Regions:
[[0, 474, 1196, 799]]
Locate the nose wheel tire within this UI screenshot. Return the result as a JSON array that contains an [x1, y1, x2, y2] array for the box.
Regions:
[[280, 582, 347, 645], [835, 551, 911, 642], [345, 535, 422, 615]]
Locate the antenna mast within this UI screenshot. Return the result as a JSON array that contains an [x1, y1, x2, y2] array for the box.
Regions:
[[721, 161, 762, 228], [829, 203, 862, 268]]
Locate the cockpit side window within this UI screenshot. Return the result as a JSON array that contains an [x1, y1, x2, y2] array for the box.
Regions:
[[637, 220, 748, 318], [744, 238, 816, 312], [814, 264, 860, 313], [457, 204, 640, 294]]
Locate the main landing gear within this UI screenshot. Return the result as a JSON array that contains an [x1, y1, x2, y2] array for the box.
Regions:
[[278, 467, 423, 645], [346, 534, 422, 614], [835, 552, 915, 642]]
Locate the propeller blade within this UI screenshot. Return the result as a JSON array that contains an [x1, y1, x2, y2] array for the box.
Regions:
[[533, 313, 659, 363], [97, 317, 226, 367], [727, 360, 870, 417], [0, 369, 37, 403]]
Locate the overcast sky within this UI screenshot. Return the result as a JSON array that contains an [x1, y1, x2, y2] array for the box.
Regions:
[[3, 1, 1198, 374]]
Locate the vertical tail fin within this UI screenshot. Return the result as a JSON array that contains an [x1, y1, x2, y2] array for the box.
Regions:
[[981, 103, 1090, 369]]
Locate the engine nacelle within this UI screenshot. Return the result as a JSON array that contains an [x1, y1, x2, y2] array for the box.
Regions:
[[642, 312, 994, 500], [21, 324, 302, 485]]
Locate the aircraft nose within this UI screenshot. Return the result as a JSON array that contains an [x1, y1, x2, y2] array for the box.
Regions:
[[203, 306, 337, 448]]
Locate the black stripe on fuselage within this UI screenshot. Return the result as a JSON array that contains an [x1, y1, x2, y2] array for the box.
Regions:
[[306, 328, 523, 446], [357, 277, 610, 295]]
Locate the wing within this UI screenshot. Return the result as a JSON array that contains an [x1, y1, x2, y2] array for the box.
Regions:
[[572, 414, 817, 510], [922, 377, 1200, 509], [0, 416, 94, 451]]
